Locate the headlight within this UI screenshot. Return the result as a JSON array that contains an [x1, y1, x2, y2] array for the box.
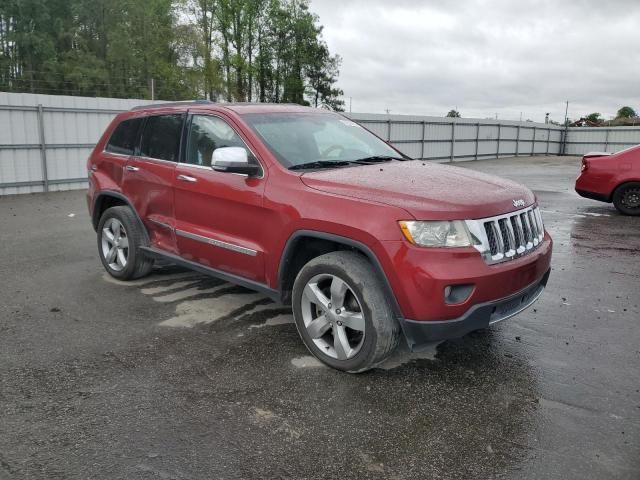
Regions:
[[399, 220, 473, 247]]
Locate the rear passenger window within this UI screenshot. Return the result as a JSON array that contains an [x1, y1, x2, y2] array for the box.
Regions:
[[105, 118, 143, 155], [139, 115, 184, 162]]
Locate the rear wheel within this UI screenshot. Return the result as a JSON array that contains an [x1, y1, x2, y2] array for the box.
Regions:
[[292, 251, 400, 372], [97, 206, 153, 280], [612, 182, 640, 216]]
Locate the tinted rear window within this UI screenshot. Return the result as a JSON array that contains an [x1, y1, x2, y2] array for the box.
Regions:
[[105, 118, 143, 155], [139, 114, 184, 162]]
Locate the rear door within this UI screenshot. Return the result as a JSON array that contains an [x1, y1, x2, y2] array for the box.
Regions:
[[98, 116, 144, 196], [122, 113, 185, 254], [173, 112, 268, 283]]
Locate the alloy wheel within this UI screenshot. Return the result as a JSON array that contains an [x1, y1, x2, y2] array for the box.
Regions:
[[101, 218, 129, 272], [621, 187, 640, 209], [300, 274, 366, 360]]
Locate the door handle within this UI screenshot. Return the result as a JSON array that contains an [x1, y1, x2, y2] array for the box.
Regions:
[[177, 174, 197, 183], [125, 165, 140, 172]]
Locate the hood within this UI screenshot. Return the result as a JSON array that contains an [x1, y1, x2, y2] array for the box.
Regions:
[[300, 161, 535, 220]]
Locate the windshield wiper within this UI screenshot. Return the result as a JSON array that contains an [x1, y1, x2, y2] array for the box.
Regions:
[[351, 155, 404, 164], [288, 160, 352, 171]]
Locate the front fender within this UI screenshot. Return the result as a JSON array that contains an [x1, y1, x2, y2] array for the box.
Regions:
[[276, 229, 404, 319]]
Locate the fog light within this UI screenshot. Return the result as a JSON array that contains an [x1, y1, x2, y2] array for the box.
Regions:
[[444, 284, 474, 305]]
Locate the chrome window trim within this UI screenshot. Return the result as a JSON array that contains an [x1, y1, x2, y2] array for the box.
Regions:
[[466, 205, 545, 265], [179, 162, 260, 179], [101, 151, 180, 169], [175, 229, 258, 257], [102, 150, 132, 159], [180, 163, 212, 171], [136, 156, 178, 166], [101, 150, 179, 166]]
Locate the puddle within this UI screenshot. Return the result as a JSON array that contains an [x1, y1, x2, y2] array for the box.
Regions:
[[290, 345, 439, 371], [103, 271, 289, 328], [159, 292, 265, 327], [102, 271, 196, 287], [104, 270, 439, 368], [249, 313, 294, 329], [377, 343, 439, 370]]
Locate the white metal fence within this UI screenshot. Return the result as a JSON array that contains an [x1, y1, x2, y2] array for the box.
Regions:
[[1, 92, 639, 195], [564, 126, 640, 156], [0, 93, 157, 195], [347, 113, 564, 161]]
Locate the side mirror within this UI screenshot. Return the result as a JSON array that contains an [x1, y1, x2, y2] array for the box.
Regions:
[[211, 147, 261, 176]]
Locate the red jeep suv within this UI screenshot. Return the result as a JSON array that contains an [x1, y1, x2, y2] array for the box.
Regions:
[[87, 102, 552, 372]]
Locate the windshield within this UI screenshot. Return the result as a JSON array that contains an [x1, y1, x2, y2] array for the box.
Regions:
[[242, 112, 405, 168]]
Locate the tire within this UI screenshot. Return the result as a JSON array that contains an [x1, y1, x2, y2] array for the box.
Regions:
[[97, 206, 154, 280], [292, 251, 400, 372], [612, 182, 640, 216]]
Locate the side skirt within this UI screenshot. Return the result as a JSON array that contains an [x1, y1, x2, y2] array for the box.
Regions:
[[140, 246, 281, 303]]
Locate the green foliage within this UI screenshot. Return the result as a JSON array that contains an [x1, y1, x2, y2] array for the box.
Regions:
[[616, 106, 637, 119], [446, 109, 461, 118], [585, 112, 603, 124], [0, 0, 343, 108]]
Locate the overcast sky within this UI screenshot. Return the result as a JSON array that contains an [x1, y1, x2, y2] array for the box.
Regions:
[[309, 0, 640, 122]]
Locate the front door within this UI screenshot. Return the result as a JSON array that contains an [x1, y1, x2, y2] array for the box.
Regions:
[[122, 113, 184, 254], [173, 113, 267, 283]]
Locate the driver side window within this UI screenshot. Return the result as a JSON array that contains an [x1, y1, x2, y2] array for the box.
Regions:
[[186, 115, 253, 166]]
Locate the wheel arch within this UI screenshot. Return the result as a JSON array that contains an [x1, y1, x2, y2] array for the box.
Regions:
[[611, 179, 640, 201], [277, 230, 403, 319], [92, 191, 149, 243]]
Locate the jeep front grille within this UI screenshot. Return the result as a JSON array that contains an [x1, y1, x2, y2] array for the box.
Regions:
[[466, 206, 545, 264]]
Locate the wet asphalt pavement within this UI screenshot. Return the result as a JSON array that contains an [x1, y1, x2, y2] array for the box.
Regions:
[[1, 155, 639, 479]]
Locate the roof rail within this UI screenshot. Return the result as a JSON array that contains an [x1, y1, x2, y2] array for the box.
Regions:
[[130, 100, 214, 111]]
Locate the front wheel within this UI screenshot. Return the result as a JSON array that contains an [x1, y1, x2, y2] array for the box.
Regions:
[[612, 182, 640, 216], [97, 206, 153, 280], [292, 251, 400, 372]]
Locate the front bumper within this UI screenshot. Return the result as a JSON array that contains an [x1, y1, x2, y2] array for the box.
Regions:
[[379, 234, 553, 322], [399, 268, 550, 351]]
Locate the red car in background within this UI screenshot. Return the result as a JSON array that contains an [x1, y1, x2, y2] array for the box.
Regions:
[[576, 145, 640, 215]]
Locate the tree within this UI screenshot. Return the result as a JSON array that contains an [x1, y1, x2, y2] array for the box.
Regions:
[[616, 106, 637, 119], [0, 0, 72, 94], [191, 0, 224, 100], [0, 0, 191, 98], [446, 109, 461, 118], [586, 112, 603, 124], [0, 0, 343, 104], [306, 41, 344, 110]]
